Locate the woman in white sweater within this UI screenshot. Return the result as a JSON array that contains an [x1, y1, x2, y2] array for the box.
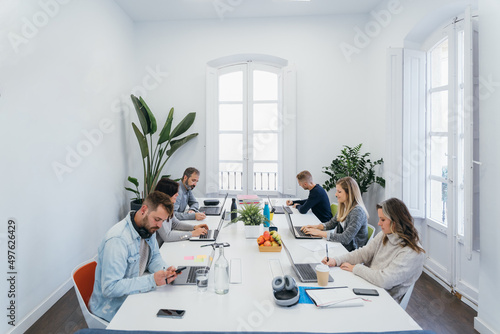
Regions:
[[322, 198, 425, 303], [154, 178, 208, 245]]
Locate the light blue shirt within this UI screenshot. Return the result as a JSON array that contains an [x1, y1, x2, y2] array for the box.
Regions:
[[174, 182, 199, 220], [89, 212, 166, 322]]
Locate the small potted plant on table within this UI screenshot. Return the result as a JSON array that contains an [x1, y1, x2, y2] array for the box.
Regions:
[[230, 203, 268, 239]]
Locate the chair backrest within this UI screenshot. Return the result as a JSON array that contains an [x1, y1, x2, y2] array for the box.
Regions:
[[72, 260, 108, 328], [400, 282, 415, 310], [367, 224, 375, 244], [73, 261, 97, 307], [330, 203, 338, 218]]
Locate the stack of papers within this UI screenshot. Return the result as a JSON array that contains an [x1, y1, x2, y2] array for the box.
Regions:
[[305, 287, 364, 308], [237, 194, 260, 204]]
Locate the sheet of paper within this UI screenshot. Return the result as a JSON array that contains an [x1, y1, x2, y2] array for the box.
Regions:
[[299, 240, 342, 252]]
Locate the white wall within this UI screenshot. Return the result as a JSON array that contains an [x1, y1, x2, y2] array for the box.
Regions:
[[0, 1, 135, 332], [476, 1, 500, 333], [132, 15, 388, 224]]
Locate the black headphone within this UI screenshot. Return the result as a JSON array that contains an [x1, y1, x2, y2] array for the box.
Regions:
[[130, 211, 152, 239], [272, 275, 300, 307]]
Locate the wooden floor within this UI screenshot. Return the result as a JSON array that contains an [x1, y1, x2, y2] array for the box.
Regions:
[[26, 272, 478, 334]]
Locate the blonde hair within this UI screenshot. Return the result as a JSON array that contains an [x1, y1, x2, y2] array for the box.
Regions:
[[336, 177, 368, 222], [296, 170, 313, 183]]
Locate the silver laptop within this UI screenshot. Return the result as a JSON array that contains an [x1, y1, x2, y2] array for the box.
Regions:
[[199, 194, 228, 216], [282, 242, 334, 283], [189, 210, 226, 241], [285, 210, 321, 239], [172, 247, 216, 285], [267, 195, 292, 215]]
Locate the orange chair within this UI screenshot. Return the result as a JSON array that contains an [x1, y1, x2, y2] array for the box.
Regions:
[[71, 260, 108, 328]]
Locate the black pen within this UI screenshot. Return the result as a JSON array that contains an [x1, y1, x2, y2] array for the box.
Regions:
[[326, 244, 329, 263]]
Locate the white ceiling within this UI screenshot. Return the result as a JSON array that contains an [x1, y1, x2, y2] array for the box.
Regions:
[[114, 0, 386, 21]]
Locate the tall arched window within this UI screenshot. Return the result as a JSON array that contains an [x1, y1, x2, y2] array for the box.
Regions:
[[206, 55, 296, 196]]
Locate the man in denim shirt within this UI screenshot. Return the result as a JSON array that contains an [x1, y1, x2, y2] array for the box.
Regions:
[[174, 167, 206, 221], [89, 191, 180, 322]]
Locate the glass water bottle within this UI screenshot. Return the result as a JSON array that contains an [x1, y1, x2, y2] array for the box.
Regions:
[[214, 245, 229, 294]]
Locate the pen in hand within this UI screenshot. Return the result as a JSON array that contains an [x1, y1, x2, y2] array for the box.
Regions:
[[326, 244, 329, 263]]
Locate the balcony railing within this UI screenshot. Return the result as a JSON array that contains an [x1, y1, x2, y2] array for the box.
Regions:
[[219, 171, 278, 191]]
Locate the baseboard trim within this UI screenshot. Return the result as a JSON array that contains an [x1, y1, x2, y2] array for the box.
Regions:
[[474, 316, 499, 334], [6, 278, 73, 334]]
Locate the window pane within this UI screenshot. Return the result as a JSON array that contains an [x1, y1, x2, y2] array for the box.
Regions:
[[253, 103, 278, 131], [253, 133, 278, 161], [253, 163, 278, 191], [430, 180, 448, 225], [219, 104, 243, 131], [219, 71, 242, 102], [430, 38, 448, 88], [430, 91, 448, 132], [430, 136, 448, 176], [253, 70, 278, 101], [219, 134, 243, 160], [219, 162, 242, 191]]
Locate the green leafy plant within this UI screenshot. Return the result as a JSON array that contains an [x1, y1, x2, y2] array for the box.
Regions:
[[229, 203, 269, 226], [125, 94, 198, 199], [322, 143, 385, 194]]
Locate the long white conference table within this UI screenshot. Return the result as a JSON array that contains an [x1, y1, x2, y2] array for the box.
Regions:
[[108, 199, 421, 332]]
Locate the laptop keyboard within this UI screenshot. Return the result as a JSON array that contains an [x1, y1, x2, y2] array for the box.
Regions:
[[284, 206, 293, 214], [199, 231, 213, 239], [294, 226, 310, 237], [296, 264, 316, 281], [186, 266, 205, 283]]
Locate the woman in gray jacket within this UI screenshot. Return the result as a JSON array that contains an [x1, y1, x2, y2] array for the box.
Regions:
[[301, 177, 368, 251], [322, 198, 425, 303], [155, 178, 208, 245]]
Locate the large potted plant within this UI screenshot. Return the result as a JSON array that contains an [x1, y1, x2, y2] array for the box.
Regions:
[[229, 203, 268, 239], [322, 143, 385, 194], [125, 94, 198, 209]]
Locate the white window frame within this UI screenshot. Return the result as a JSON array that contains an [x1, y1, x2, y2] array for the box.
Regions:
[[205, 54, 297, 196]]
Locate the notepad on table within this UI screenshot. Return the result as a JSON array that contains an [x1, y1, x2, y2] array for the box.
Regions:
[[305, 287, 364, 308]]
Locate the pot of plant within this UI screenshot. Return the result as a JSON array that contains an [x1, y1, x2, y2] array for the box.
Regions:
[[229, 203, 269, 239], [125, 94, 199, 209]]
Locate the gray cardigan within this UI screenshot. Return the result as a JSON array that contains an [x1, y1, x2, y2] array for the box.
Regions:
[[333, 231, 425, 303], [156, 216, 194, 245], [321, 205, 368, 251]]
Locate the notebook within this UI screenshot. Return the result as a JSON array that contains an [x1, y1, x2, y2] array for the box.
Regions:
[[199, 193, 228, 216], [285, 210, 321, 239], [282, 242, 333, 283], [189, 210, 226, 241], [267, 195, 293, 215], [172, 248, 216, 285], [305, 287, 363, 308]]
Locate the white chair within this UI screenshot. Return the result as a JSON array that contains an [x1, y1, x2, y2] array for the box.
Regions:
[[71, 259, 109, 329], [399, 282, 415, 310]]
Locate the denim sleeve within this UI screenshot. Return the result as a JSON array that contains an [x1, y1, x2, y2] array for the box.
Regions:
[[100, 238, 156, 298]]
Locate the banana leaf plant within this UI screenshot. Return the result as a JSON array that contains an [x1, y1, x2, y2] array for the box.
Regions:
[[125, 94, 198, 200]]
